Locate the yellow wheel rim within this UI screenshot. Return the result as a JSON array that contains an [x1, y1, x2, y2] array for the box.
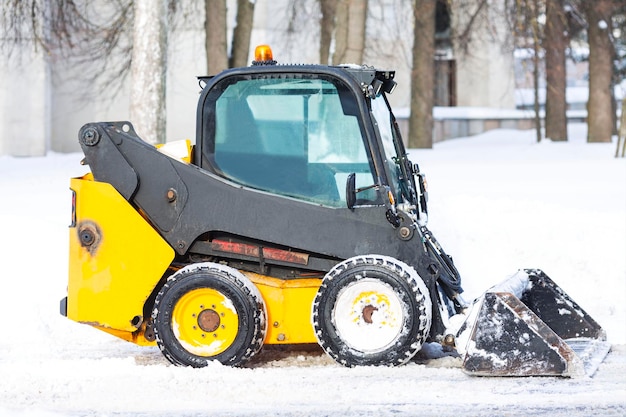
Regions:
[[172, 288, 239, 357]]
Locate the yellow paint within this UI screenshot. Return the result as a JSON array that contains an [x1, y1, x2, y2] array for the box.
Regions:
[[66, 175, 324, 350], [172, 288, 239, 356], [94, 325, 155, 346], [67, 177, 174, 343], [243, 272, 321, 344], [156, 139, 192, 163]]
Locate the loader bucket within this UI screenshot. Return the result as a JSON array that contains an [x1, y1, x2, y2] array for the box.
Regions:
[[462, 269, 610, 377]]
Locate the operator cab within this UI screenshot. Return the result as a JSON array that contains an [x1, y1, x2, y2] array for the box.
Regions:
[[196, 46, 427, 224]]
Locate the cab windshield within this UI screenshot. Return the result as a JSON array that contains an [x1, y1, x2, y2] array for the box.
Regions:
[[205, 75, 381, 207]]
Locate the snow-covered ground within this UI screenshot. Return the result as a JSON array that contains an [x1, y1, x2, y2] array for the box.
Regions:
[[0, 123, 624, 416]]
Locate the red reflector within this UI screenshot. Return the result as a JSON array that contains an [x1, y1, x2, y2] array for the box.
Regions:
[[211, 240, 259, 257], [210, 239, 309, 265], [263, 247, 309, 265]]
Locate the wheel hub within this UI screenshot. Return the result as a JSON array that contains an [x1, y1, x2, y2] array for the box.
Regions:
[[362, 305, 379, 324], [172, 288, 239, 356], [197, 308, 221, 333]]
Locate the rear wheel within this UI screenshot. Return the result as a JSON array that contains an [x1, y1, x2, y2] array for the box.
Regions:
[[312, 255, 431, 367], [152, 263, 266, 367]]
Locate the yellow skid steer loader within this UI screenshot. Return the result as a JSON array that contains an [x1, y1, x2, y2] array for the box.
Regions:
[[60, 46, 610, 376]]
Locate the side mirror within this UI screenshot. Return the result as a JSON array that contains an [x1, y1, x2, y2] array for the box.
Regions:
[[346, 173, 356, 209]]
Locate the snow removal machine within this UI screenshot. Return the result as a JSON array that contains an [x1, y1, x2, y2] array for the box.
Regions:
[[60, 46, 610, 376]]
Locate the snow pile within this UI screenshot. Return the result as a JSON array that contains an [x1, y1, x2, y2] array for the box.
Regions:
[[0, 123, 624, 416]]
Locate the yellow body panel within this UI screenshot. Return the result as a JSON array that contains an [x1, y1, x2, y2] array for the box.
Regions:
[[67, 177, 175, 344], [243, 272, 320, 345], [67, 175, 323, 349]]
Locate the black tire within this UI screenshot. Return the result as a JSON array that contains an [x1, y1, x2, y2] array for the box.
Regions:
[[312, 255, 432, 367], [152, 263, 266, 367]]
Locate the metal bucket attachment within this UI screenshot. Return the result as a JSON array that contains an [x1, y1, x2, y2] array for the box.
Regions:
[[462, 269, 610, 377]]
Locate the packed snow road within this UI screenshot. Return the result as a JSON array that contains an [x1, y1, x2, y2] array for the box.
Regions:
[[1, 341, 624, 416], [0, 124, 624, 416]]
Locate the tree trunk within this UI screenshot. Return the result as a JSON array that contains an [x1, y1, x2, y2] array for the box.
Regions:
[[205, 0, 228, 75], [530, 0, 542, 143], [130, 0, 168, 144], [229, 0, 255, 68], [544, 0, 568, 141], [617, 95, 626, 157], [584, 0, 615, 143], [320, 0, 338, 65], [409, 0, 436, 149], [332, 0, 368, 65]]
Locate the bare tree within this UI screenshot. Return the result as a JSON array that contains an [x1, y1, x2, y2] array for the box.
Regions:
[[583, 0, 616, 143], [409, 0, 436, 148], [614, 3, 626, 157], [453, 0, 489, 54], [332, 0, 368, 65], [504, 0, 543, 142], [229, 0, 255, 68], [544, 0, 568, 141], [0, 0, 179, 126], [130, 0, 168, 144], [617, 95, 626, 157], [0, 1, 137, 155], [320, 0, 338, 64], [530, 0, 543, 142], [1, 1, 133, 91], [205, 0, 228, 74]]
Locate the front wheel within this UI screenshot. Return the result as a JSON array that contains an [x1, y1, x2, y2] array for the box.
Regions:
[[152, 263, 266, 367], [312, 255, 432, 367]]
